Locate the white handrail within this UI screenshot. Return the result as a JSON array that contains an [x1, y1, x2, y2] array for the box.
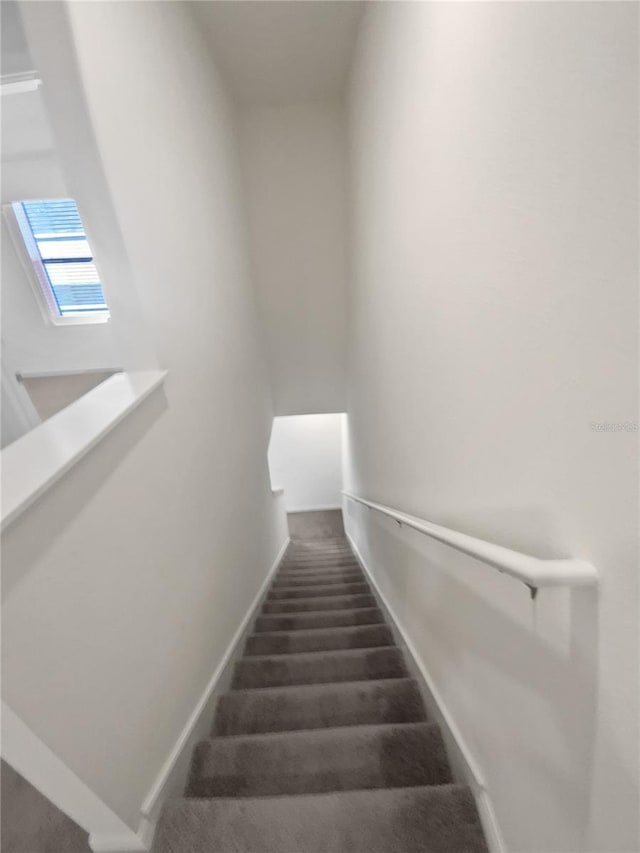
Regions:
[[342, 491, 598, 597]]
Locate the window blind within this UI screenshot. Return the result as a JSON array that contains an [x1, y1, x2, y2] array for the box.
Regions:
[[20, 199, 108, 317]]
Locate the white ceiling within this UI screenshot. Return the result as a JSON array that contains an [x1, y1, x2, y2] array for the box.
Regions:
[[191, 1, 363, 105]]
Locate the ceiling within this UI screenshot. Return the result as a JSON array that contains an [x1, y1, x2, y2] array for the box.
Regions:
[[191, 1, 363, 105]]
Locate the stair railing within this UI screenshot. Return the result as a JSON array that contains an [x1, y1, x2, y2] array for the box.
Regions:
[[342, 492, 598, 599]]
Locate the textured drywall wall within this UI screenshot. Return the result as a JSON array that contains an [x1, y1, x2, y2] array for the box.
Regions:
[[239, 101, 348, 415], [345, 3, 639, 851], [3, 1, 287, 829]]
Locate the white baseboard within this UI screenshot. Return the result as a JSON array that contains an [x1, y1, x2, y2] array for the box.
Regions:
[[135, 536, 290, 840], [346, 532, 507, 853], [88, 830, 150, 853], [1, 703, 147, 853]]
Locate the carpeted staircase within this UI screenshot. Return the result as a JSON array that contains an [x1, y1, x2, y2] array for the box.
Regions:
[[153, 536, 488, 852]]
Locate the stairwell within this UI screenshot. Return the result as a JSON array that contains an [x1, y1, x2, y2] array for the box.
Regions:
[[153, 527, 488, 852]]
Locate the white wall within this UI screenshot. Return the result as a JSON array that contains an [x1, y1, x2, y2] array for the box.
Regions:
[[269, 413, 343, 512], [1, 89, 120, 377], [239, 101, 348, 415], [345, 4, 639, 852], [3, 0, 287, 831]]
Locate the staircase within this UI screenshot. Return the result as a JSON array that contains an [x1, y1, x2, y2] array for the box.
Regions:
[[153, 535, 488, 852]]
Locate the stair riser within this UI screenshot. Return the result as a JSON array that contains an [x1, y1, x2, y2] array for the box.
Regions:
[[268, 583, 369, 600], [284, 564, 356, 569], [286, 549, 353, 555], [283, 551, 355, 558], [262, 594, 376, 613], [275, 571, 362, 583], [271, 573, 365, 587], [280, 560, 360, 575], [283, 553, 355, 560], [154, 535, 487, 853], [286, 551, 352, 559], [245, 625, 393, 656], [285, 557, 355, 564], [253, 608, 384, 633], [232, 647, 406, 689], [213, 679, 427, 736], [187, 723, 451, 798]]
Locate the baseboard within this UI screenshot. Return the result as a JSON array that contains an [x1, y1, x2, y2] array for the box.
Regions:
[[88, 830, 150, 853], [346, 532, 507, 853], [126, 536, 290, 848], [2, 702, 147, 853]]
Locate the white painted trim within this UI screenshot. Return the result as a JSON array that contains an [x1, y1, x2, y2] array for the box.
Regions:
[[288, 504, 342, 513], [346, 530, 507, 853], [139, 535, 291, 827], [1, 370, 167, 530], [0, 72, 42, 95], [1, 703, 146, 851], [88, 832, 150, 853], [17, 367, 122, 380]]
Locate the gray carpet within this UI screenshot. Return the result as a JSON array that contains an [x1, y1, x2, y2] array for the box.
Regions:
[[288, 510, 346, 540], [153, 533, 488, 852], [1, 761, 92, 853]]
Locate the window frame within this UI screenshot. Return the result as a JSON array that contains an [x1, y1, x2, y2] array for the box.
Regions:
[[3, 198, 111, 327]]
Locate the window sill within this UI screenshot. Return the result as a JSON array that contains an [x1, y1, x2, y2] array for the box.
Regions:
[[47, 313, 111, 326], [1, 369, 167, 530]]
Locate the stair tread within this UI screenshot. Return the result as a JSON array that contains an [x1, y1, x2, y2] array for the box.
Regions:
[[154, 784, 488, 853], [281, 567, 359, 572], [281, 564, 359, 572], [283, 556, 357, 562], [214, 676, 427, 734], [249, 622, 389, 639], [286, 551, 354, 557], [202, 720, 435, 746], [262, 593, 376, 613], [232, 645, 407, 689], [276, 570, 361, 577], [238, 644, 399, 662], [152, 533, 488, 853], [271, 576, 365, 588], [187, 722, 451, 797], [219, 674, 416, 696], [253, 607, 385, 632], [268, 582, 370, 599], [276, 571, 363, 581], [245, 623, 392, 656]]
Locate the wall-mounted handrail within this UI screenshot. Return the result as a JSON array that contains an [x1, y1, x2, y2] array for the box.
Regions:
[[342, 491, 598, 598]]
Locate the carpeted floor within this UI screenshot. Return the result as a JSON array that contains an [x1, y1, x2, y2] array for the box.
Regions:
[[1, 761, 92, 853], [153, 529, 488, 852]]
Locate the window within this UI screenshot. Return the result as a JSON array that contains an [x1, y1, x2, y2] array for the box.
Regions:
[[4, 198, 110, 325]]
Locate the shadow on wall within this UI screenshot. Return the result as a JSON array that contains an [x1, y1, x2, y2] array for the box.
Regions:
[[22, 370, 121, 423], [344, 501, 627, 852], [1, 387, 167, 602]]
